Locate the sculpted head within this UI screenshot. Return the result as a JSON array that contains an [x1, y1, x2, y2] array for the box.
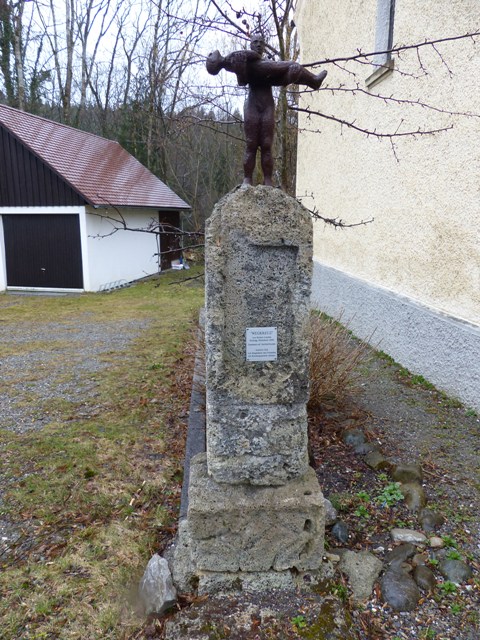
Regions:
[[206, 50, 224, 75], [250, 32, 266, 56]]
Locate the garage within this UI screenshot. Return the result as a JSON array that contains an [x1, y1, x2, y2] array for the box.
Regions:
[[0, 104, 190, 292], [3, 214, 84, 289]]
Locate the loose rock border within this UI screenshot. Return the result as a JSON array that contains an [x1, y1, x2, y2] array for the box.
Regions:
[[320, 427, 475, 611]]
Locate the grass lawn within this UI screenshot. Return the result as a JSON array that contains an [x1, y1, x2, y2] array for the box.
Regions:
[[0, 270, 204, 639]]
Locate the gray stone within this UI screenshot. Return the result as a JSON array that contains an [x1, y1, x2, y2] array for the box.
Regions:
[[400, 482, 427, 512], [390, 528, 427, 545], [139, 554, 177, 616], [198, 570, 295, 595], [412, 552, 428, 566], [331, 520, 349, 544], [338, 550, 383, 601], [419, 508, 445, 532], [187, 454, 325, 573], [364, 449, 391, 471], [205, 186, 313, 485], [391, 463, 423, 484], [353, 441, 378, 455], [413, 565, 436, 592], [324, 498, 338, 526], [381, 567, 421, 611], [385, 543, 416, 566], [163, 593, 357, 640], [342, 429, 365, 447], [439, 558, 473, 584], [197, 564, 334, 595]]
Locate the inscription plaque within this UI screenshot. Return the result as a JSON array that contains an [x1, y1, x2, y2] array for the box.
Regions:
[[246, 327, 278, 362]]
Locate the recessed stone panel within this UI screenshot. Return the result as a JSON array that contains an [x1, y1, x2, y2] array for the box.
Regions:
[[205, 186, 313, 484]]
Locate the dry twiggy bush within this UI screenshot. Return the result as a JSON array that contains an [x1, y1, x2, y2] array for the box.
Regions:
[[308, 313, 370, 409]]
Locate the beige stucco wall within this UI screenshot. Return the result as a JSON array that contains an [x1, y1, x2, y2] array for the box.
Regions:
[[296, 0, 480, 326]]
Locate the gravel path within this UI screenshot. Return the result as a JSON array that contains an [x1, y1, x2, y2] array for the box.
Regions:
[[0, 316, 149, 432]]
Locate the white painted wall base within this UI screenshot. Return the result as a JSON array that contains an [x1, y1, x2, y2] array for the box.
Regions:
[[311, 261, 480, 412]]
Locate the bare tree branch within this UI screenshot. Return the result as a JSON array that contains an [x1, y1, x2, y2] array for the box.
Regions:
[[303, 30, 480, 68], [292, 106, 454, 139]]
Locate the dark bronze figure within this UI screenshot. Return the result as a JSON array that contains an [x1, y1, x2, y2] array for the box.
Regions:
[[207, 34, 327, 186]]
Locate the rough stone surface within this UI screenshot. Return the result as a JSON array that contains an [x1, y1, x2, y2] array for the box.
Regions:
[[400, 482, 427, 511], [171, 519, 196, 593], [391, 463, 423, 484], [390, 528, 427, 545], [413, 565, 436, 592], [205, 185, 313, 485], [196, 564, 334, 595], [381, 567, 421, 611], [197, 570, 296, 595], [187, 454, 325, 573], [439, 558, 473, 584], [163, 593, 357, 640], [338, 550, 383, 601], [138, 554, 177, 615]]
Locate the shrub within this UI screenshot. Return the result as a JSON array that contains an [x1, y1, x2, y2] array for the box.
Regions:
[[308, 313, 369, 409]]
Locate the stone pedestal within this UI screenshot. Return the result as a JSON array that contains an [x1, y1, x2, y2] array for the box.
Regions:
[[188, 454, 324, 573], [205, 186, 313, 486], [175, 186, 325, 592]]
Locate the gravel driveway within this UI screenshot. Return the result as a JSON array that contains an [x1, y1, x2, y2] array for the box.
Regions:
[[0, 313, 148, 433]]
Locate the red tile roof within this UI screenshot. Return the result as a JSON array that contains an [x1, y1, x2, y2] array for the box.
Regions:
[[0, 104, 190, 209]]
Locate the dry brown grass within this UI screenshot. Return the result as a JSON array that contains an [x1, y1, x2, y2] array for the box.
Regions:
[[308, 313, 370, 409]]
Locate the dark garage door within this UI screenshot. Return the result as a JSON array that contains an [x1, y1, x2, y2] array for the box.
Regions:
[[3, 214, 84, 289]]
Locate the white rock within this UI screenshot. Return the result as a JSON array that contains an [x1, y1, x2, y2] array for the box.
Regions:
[[139, 554, 177, 615], [338, 550, 383, 601], [324, 553, 341, 563], [390, 528, 427, 545], [429, 536, 445, 549]]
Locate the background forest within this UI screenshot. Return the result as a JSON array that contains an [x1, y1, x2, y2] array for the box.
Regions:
[[0, 0, 302, 230], [1, 0, 478, 230]]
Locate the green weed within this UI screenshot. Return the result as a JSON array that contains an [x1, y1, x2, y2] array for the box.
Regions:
[[291, 614, 307, 630], [354, 505, 370, 519], [439, 581, 457, 595], [376, 482, 404, 507], [442, 535, 458, 549]]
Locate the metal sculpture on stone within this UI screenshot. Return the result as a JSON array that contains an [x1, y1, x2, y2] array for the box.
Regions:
[[206, 33, 327, 186]]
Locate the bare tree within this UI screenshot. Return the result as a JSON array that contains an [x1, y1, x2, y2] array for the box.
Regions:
[[0, 0, 27, 108], [197, 1, 480, 193]]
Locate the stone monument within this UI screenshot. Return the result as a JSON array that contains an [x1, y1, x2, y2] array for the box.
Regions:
[[173, 186, 326, 593], [172, 32, 326, 594]]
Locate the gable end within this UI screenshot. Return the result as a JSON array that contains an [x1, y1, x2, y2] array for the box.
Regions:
[[0, 124, 87, 207]]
